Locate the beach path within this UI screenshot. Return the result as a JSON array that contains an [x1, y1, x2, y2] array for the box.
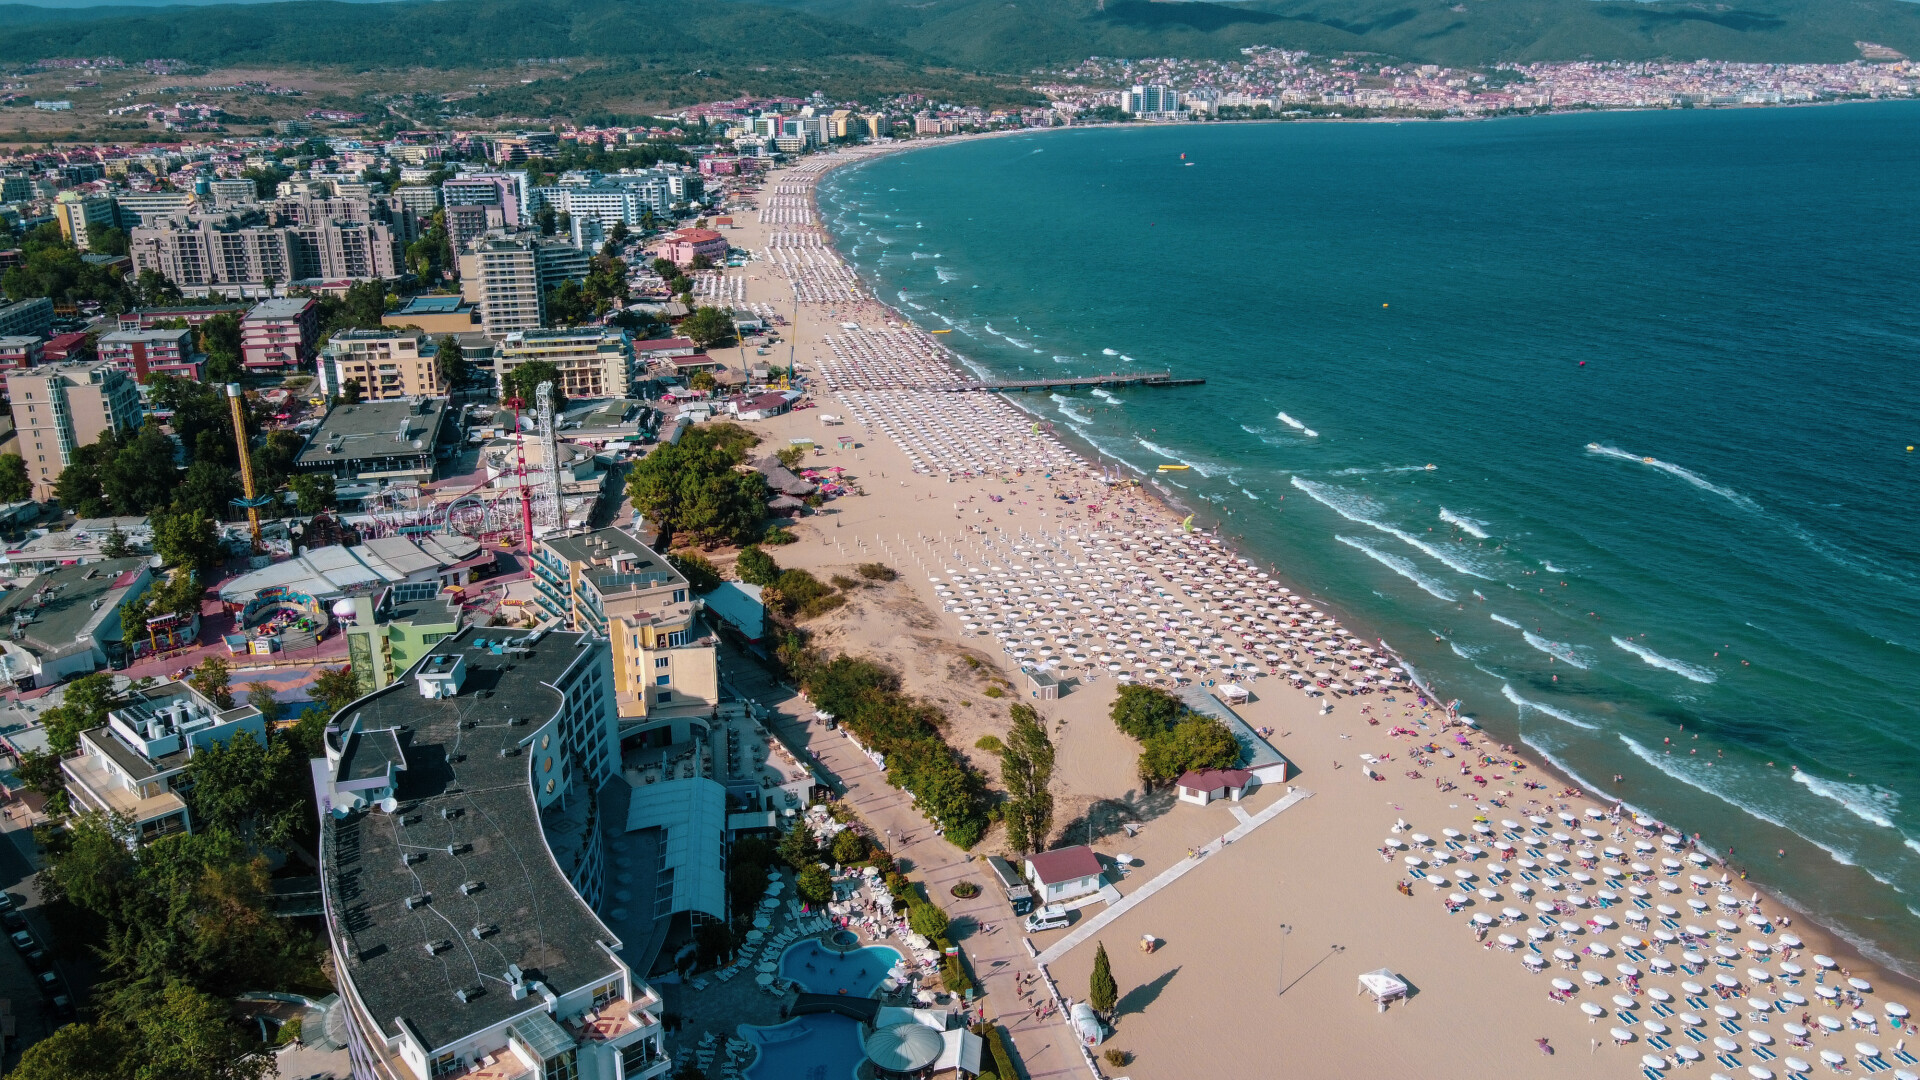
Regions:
[[1036, 787, 1314, 966]]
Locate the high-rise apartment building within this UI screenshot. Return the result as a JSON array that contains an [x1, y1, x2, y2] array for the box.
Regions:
[[318, 328, 445, 400], [130, 214, 400, 296], [52, 194, 119, 252], [531, 527, 717, 724], [497, 328, 635, 400], [457, 233, 590, 338], [97, 328, 201, 381], [1121, 84, 1182, 115], [0, 298, 53, 340], [111, 190, 197, 226], [8, 361, 142, 499], [241, 296, 320, 374], [313, 629, 671, 1080]]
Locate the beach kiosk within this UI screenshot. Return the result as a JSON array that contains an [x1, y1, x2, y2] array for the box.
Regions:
[[1175, 768, 1253, 806], [1025, 846, 1105, 904], [1358, 968, 1410, 1012], [865, 1023, 943, 1076]]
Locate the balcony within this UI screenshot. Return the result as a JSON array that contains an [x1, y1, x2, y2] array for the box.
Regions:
[[61, 753, 188, 834]]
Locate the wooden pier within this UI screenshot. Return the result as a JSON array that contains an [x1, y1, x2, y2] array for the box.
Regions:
[[949, 371, 1204, 393]]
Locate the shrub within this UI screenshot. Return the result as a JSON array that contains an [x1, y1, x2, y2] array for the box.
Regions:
[[668, 550, 722, 592], [830, 828, 868, 865], [1104, 1048, 1130, 1067], [735, 545, 781, 586], [830, 574, 860, 590], [855, 562, 897, 581], [762, 525, 798, 546], [767, 569, 843, 620], [776, 445, 806, 469], [797, 864, 833, 906], [973, 1023, 1018, 1080], [983, 686, 1004, 699], [908, 899, 950, 940]]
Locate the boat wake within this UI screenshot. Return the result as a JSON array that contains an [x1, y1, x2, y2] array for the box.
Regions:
[[1336, 535, 1457, 602], [1585, 443, 1761, 512], [1610, 637, 1716, 684], [1439, 508, 1491, 539], [1276, 412, 1319, 438]]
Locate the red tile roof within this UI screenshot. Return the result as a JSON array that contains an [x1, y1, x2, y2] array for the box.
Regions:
[[634, 337, 698, 353], [1177, 768, 1252, 791], [1025, 845, 1102, 885]]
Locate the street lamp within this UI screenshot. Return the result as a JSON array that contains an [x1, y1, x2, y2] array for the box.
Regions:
[[1275, 923, 1292, 997]]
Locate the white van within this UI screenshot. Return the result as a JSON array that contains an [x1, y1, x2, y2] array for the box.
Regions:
[[1024, 905, 1071, 933]]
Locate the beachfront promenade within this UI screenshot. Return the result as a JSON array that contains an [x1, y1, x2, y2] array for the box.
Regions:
[[1035, 787, 1316, 966]]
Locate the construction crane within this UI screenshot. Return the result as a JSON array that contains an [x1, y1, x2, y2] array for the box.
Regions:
[[225, 383, 274, 554]]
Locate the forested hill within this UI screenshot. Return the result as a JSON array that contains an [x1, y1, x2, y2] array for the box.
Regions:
[[0, 0, 1915, 73]]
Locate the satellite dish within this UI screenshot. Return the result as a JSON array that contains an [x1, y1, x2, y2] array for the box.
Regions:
[[412, 439, 423, 449], [379, 797, 399, 814]]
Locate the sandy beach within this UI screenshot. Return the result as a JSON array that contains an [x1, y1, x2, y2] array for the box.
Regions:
[[680, 148, 1918, 1080]]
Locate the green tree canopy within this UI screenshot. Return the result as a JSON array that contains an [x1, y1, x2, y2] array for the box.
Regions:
[[434, 333, 465, 388], [998, 704, 1055, 856], [778, 819, 820, 870], [101, 422, 182, 515], [176, 460, 238, 520], [734, 545, 780, 587], [796, 863, 833, 907], [1089, 941, 1118, 1016], [183, 729, 309, 850], [1109, 683, 1183, 741], [0, 452, 29, 502], [501, 359, 567, 414], [289, 472, 335, 515], [1138, 715, 1242, 788], [188, 655, 234, 709], [625, 425, 767, 547], [680, 305, 737, 350], [153, 507, 222, 579]]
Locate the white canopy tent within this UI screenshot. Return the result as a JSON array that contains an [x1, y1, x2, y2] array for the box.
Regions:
[[1358, 968, 1411, 1011]]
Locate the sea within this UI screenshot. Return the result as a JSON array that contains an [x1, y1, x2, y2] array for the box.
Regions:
[[817, 102, 1920, 975]]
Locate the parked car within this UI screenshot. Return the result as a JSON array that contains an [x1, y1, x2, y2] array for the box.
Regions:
[[8, 929, 33, 952], [1023, 905, 1071, 933], [21, 945, 48, 971]]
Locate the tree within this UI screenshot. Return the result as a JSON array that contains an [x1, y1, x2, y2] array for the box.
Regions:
[[153, 507, 222, 578], [735, 545, 780, 587], [830, 828, 867, 865], [796, 863, 833, 907], [289, 472, 335, 515], [1089, 942, 1118, 1016], [102, 423, 181, 514], [189, 656, 235, 709], [998, 705, 1055, 856], [777, 820, 819, 870], [1137, 715, 1242, 788], [197, 312, 244, 384], [101, 523, 132, 558], [626, 426, 768, 547], [907, 897, 949, 940], [245, 682, 282, 727], [1110, 684, 1182, 741], [680, 305, 736, 350], [7, 1017, 132, 1080], [0, 452, 29, 502], [501, 359, 566, 414], [184, 730, 305, 849], [435, 334, 465, 389], [308, 664, 363, 716], [136, 268, 185, 307], [176, 460, 238, 520], [667, 550, 721, 592], [55, 427, 119, 517], [688, 370, 716, 393]]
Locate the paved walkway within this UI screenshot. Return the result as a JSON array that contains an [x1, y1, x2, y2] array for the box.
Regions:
[[1036, 788, 1314, 967]]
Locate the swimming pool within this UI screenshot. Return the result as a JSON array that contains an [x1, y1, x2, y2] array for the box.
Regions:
[[778, 940, 902, 997], [742, 1013, 866, 1080]]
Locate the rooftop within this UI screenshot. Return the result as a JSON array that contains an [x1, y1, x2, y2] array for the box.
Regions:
[[0, 556, 148, 661], [391, 295, 472, 315], [1025, 845, 1103, 885], [321, 628, 625, 1055], [295, 397, 450, 469], [543, 527, 683, 601], [245, 297, 316, 321], [99, 328, 190, 344]]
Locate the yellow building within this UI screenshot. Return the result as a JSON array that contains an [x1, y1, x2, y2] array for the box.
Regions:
[[532, 527, 718, 730], [318, 328, 445, 401]]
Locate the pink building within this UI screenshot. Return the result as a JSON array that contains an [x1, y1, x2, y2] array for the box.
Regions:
[[241, 297, 319, 374], [661, 228, 729, 267], [97, 328, 201, 382]]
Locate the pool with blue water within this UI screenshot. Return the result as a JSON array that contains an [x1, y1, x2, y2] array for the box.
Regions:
[[778, 940, 901, 997]]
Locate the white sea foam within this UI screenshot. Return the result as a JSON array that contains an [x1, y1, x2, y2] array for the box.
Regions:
[[1610, 637, 1716, 684], [935, 268, 958, 284], [1052, 355, 1075, 364], [1490, 613, 1522, 629], [1119, 354, 1136, 362], [1618, 735, 1793, 831], [1289, 478, 1495, 580], [982, 323, 1003, 337], [1793, 769, 1899, 830], [1102, 348, 1119, 356], [1472, 590, 1487, 601], [1542, 561, 1566, 574], [1520, 734, 1621, 804], [1090, 389, 1122, 405], [1240, 424, 1265, 436], [1002, 335, 1033, 350], [1586, 443, 1761, 512], [1137, 439, 1181, 460], [1522, 631, 1592, 669], [905, 301, 927, 311], [1336, 536, 1457, 602], [1439, 508, 1490, 539], [1276, 411, 1319, 438], [1050, 394, 1091, 425], [1501, 683, 1599, 730]]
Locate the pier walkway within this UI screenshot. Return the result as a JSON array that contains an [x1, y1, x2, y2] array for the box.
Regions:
[[959, 371, 1203, 393]]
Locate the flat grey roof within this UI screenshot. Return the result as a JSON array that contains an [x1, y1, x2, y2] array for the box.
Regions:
[[296, 398, 449, 468], [394, 295, 470, 314], [0, 557, 148, 661], [1180, 686, 1289, 773], [322, 628, 623, 1054], [246, 297, 315, 320]]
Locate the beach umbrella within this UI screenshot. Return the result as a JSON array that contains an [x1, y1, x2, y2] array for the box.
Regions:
[[1820, 1051, 1846, 1065], [1818, 1015, 1845, 1031], [1648, 988, 1675, 1004], [1679, 1012, 1704, 1027], [1715, 1037, 1741, 1052], [1676, 1047, 1704, 1064], [1643, 1055, 1670, 1071], [1885, 1003, 1910, 1019], [1582, 1001, 1605, 1016], [1856, 1044, 1881, 1060], [1715, 1006, 1740, 1020], [1782, 1059, 1811, 1075], [1552, 977, 1575, 992], [1849, 977, 1873, 992], [1683, 982, 1707, 996], [1611, 1027, 1636, 1044], [1583, 970, 1606, 986], [1748, 1068, 1775, 1080]]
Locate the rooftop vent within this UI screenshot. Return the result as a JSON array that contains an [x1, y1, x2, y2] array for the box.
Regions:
[[470, 924, 497, 940], [454, 985, 483, 1004], [402, 851, 426, 865], [446, 842, 471, 856], [404, 893, 430, 910], [440, 807, 462, 820], [497, 746, 519, 758], [425, 939, 452, 956], [509, 717, 529, 727], [459, 880, 482, 895]]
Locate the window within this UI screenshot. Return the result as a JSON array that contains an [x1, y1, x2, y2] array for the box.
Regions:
[[654, 657, 670, 669], [620, 1039, 657, 1077], [654, 675, 670, 686], [656, 691, 672, 703]]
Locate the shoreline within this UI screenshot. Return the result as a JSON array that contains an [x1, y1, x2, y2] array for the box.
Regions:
[[712, 145, 1917, 1077]]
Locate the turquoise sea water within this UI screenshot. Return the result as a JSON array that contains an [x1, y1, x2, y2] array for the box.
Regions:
[[819, 103, 1920, 973]]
